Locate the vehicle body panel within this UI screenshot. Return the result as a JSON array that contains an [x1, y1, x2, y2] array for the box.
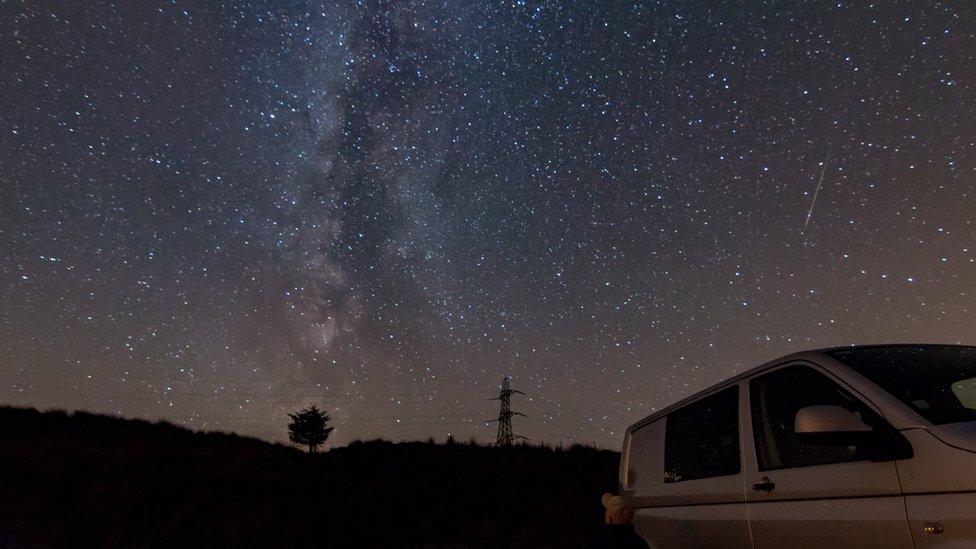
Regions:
[[904, 493, 976, 548], [742, 360, 913, 548], [624, 409, 751, 547], [634, 505, 751, 549], [896, 427, 976, 545], [620, 345, 976, 549]]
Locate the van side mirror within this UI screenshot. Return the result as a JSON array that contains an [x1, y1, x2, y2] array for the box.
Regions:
[[794, 405, 873, 446]]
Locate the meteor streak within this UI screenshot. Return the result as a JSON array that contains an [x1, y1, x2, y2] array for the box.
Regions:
[[803, 150, 831, 231]]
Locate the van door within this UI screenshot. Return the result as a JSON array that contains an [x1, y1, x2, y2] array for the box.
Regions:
[[630, 385, 751, 548], [744, 363, 913, 549]]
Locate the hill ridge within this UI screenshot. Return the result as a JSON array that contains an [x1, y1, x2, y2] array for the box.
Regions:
[[0, 406, 618, 548]]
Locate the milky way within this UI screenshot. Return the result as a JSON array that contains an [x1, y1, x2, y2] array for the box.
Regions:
[[2, 2, 974, 447]]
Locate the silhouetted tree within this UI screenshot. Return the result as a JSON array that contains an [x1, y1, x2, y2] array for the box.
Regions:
[[287, 405, 333, 453]]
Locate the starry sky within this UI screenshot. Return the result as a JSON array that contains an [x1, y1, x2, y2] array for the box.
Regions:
[[1, 1, 974, 448]]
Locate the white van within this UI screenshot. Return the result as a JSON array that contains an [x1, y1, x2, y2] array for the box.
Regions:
[[619, 344, 976, 548]]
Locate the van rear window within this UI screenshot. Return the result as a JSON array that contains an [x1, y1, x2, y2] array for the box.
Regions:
[[664, 386, 740, 482]]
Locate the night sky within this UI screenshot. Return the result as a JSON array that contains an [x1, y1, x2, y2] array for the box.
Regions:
[[2, 1, 974, 448]]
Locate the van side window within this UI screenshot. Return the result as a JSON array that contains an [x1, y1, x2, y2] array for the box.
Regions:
[[664, 386, 740, 482], [750, 365, 876, 470]]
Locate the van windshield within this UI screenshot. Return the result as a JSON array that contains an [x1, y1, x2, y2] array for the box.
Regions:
[[828, 345, 976, 425]]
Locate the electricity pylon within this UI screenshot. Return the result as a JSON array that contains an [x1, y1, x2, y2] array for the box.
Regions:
[[493, 377, 526, 446]]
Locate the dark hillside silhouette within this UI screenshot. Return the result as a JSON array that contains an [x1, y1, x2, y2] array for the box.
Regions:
[[0, 406, 618, 547]]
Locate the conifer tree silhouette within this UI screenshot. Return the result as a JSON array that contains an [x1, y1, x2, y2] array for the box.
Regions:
[[287, 405, 333, 453]]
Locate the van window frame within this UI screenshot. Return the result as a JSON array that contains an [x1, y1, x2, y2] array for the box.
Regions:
[[748, 363, 888, 472], [663, 385, 741, 483]]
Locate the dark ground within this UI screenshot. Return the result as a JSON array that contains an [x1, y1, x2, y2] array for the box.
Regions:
[[0, 406, 619, 548]]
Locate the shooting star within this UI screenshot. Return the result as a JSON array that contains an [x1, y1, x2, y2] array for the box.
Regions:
[[803, 150, 831, 231]]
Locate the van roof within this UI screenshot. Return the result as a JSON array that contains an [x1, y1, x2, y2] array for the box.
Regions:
[[624, 343, 973, 434]]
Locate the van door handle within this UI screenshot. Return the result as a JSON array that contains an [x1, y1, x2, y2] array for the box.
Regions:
[[752, 477, 775, 492]]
